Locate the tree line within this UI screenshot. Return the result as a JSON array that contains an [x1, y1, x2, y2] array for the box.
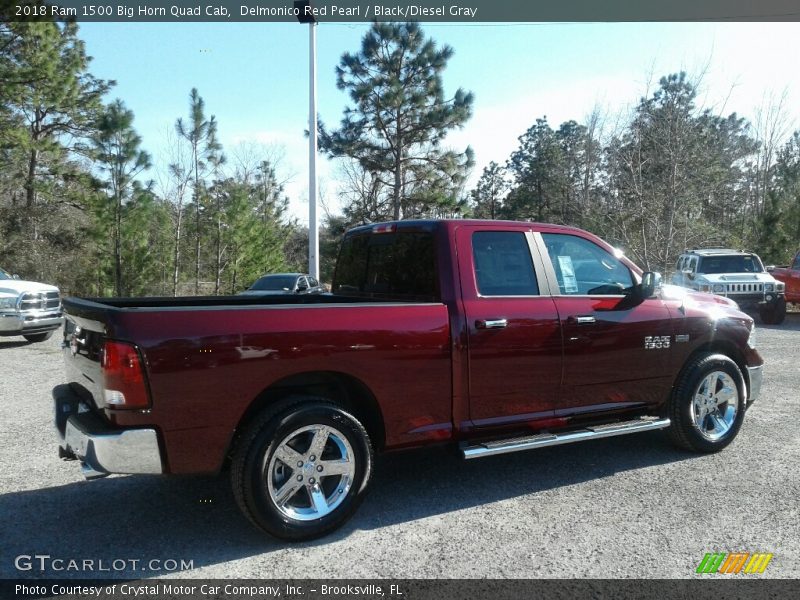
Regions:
[[319, 22, 800, 273], [2, 19, 799, 300], [469, 74, 800, 272], [1, 20, 300, 296]]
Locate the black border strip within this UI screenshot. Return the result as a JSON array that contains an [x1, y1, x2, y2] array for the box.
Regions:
[[4, 0, 800, 23], [3, 579, 800, 600]]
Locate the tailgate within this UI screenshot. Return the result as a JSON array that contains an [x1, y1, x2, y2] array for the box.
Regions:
[[61, 297, 126, 412]]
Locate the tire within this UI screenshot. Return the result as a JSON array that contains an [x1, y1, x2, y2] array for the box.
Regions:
[[666, 353, 746, 453], [759, 297, 786, 325], [23, 331, 53, 343], [231, 398, 373, 541]]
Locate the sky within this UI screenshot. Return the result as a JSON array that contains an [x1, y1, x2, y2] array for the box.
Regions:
[[78, 21, 800, 223]]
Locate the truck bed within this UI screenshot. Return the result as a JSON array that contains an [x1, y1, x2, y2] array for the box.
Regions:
[[60, 294, 453, 474]]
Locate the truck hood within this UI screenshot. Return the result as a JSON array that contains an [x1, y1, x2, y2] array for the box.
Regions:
[[0, 280, 60, 296], [660, 284, 740, 309], [695, 272, 776, 284]]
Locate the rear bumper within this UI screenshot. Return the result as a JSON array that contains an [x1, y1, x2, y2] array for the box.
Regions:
[[0, 311, 62, 335], [53, 385, 163, 479], [746, 365, 763, 406]]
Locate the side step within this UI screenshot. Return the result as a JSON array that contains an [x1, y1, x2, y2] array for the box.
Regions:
[[461, 417, 671, 460]]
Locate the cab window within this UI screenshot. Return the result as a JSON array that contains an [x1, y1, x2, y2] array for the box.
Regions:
[[542, 233, 634, 295], [333, 231, 439, 302], [472, 231, 539, 296]]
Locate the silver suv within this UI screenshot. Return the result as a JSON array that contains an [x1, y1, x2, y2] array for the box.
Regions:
[[672, 249, 786, 324], [0, 267, 63, 342]]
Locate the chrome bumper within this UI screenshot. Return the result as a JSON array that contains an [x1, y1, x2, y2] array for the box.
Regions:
[[54, 386, 163, 479], [747, 365, 763, 406], [0, 311, 62, 334]]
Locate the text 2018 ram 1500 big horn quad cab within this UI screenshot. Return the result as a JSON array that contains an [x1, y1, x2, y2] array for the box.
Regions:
[[54, 220, 764, 540]]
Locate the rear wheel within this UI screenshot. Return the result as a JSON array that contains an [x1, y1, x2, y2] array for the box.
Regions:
[[666, 353, 746, 453], [759, 297, 786, 325], [231, 398, 373, 541], [23, 331, 53, 343]]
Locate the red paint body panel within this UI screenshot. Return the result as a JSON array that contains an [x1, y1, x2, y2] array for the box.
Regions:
[[454, 224, 562, 424], [112, 304, 451, 472], [771, 251, 800, 303], [59, 219, 765, 475], [553, 295, 673, 410]]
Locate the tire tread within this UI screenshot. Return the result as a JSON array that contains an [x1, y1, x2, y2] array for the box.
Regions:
[[666, 352, 745, 453], [230, 396, 373, 541]]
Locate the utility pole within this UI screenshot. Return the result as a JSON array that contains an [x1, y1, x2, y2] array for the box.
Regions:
[[295, 1, 319, 279]]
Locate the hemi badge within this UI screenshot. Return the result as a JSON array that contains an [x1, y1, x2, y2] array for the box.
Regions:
[[675, 334, 690, 343]]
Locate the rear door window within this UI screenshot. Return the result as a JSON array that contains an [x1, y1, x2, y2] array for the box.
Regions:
[[472, 231, 539, 296], [333, 231, 439, 301]]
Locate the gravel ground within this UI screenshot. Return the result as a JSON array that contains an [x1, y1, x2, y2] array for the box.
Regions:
[[1, 316, 798, 580]]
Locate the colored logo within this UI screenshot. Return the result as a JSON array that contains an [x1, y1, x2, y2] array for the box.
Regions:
[[696, 552, 773, 574]]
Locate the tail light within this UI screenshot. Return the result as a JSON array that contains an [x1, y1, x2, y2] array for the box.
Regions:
[[101, 340, 150, 409]]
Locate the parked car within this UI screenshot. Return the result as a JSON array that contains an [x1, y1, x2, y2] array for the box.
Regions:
[[0, 267, 62, 342], [671, 248, 786, 324], [767, 250, 800, 307], [54, 220, 763, 541], [239, 273, 325, 296]]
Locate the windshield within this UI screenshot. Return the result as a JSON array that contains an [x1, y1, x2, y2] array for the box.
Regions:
[[0, 267, 11, 280], [698, 255, 764, 274], [250, 275, 298, 291]]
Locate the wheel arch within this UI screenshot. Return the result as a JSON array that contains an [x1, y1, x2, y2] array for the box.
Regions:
[[227, 371, 386, 465], [676, 340, 750, 398]]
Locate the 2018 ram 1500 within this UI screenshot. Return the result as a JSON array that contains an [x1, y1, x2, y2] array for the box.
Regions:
[[54, 220, 764, 540]]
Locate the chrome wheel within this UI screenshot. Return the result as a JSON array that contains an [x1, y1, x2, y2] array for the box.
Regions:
[[691, 371, 738, 441], [265, 424, 356, 522]]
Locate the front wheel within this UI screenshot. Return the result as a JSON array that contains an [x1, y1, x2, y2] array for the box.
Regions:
[[231, 399, 373, 541], [666, 353, 746, 453], [759, 297, 786, 325]]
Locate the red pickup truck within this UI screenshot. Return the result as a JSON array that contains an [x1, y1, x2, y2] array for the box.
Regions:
[[55, 220, 764, 541], [769, 251, 800, 305]]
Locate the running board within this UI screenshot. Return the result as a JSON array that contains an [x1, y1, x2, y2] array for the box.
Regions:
[[461, 417, 671, 460]]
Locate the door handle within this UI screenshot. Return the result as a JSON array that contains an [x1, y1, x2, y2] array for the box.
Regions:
[[476, 318, 508, 329], [572, 315, 596, 325]]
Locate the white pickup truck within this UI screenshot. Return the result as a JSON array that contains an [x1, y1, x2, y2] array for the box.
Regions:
[[0, 267, 63, 342]]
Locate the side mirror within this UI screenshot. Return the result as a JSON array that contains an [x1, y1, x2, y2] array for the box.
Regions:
[[640, 271, 662, 300], [682, 268, 695, 279], [296, 283, 308, 292], [765, 265, 775, 272], [12, 274, 20, 280]]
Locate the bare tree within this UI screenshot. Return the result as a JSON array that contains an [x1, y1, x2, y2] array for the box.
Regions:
[[157, 127, 193, 296]]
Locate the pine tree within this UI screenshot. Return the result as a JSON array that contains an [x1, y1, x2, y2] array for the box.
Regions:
[[0, 20, 110, 284], [470, 161, 508, 219], [320, 22, 474, 221], [4, 21, 110, 212], [176, 88, 221, 294], [91, 100, 151, 296]]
